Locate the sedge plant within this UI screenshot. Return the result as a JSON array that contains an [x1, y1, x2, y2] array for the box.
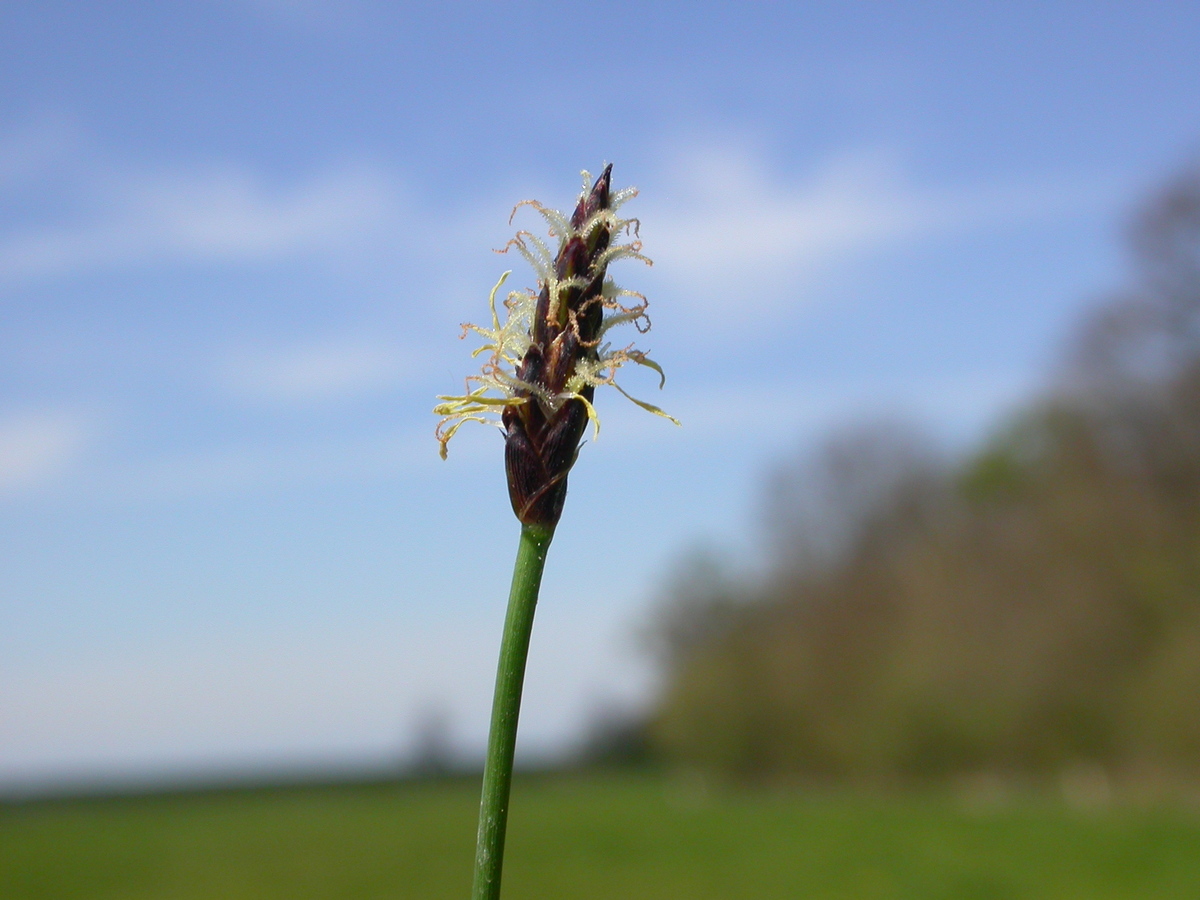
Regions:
[[435, 165, 676, 900]]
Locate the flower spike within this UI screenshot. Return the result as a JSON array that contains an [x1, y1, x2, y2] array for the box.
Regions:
[[435, 165, 677, 526]]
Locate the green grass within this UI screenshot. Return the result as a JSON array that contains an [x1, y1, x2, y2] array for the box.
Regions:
[[3, 772, 1199, 899]]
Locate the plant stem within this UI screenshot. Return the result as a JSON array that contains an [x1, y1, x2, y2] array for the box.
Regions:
[[471, 521, 554, 900]]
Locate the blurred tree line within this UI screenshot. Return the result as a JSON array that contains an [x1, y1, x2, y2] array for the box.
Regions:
[[648, 164, 1200, 786]]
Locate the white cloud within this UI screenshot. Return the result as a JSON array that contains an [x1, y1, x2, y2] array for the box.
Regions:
[[649, 148, 913, 279], [100, 428, 437, 502], [642, 144, 1116, 318], [580, 368, 1035, 465], [0, 410, 90, 494], [0, 161, 402, 282], [219, 337, 414, 405]]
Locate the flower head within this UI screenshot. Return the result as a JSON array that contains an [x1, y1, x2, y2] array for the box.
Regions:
[[435, 165, 677, 526]]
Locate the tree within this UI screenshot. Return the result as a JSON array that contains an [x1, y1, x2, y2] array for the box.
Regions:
[[650, 163, 1200, 785]]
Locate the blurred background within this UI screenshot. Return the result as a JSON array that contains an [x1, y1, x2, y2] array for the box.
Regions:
[[3, 0, 1200, 823]]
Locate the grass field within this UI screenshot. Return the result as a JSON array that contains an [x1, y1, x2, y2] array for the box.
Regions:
[[3, 772, 1200, 899]]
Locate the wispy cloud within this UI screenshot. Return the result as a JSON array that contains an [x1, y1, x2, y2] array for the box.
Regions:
[[218, 337, 415, 405], [0, 409, 90, 494], [643, 144, 1117, 319], [0, 161, 402, 283], [0, 139, 1116, 502], [99, 428, 436, 502], [0, 409, 436, 504], [589, 368, 1035, 459]]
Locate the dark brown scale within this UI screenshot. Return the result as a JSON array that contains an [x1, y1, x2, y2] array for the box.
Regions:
[[571, 164, 611, 230], [540, 396, 590, 480], [503, 166, 616, 527], [545, 330, 578, 397], [577, 273, 606, 345], [514, 342, 545, 388], [550, 237, 589, 339], [532, 284, 551, 346]]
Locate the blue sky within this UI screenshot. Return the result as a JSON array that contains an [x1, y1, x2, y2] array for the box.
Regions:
[[3, 1, 1199, 790]]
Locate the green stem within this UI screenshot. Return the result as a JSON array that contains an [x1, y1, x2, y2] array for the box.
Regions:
[[471, 522, 554, 900]]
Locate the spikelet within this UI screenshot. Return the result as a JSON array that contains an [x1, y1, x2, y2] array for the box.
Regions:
[[434, 165, 677, 525]]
